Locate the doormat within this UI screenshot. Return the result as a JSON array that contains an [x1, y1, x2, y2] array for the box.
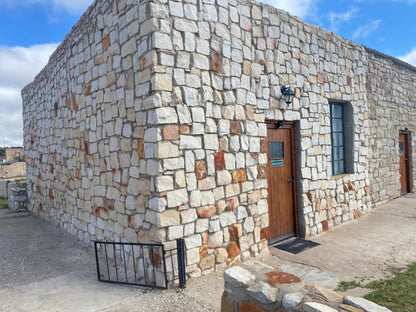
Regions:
[[274, 238, 320, 255]]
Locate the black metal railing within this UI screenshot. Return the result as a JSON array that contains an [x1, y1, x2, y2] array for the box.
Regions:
[[94, 239, 186, 289]]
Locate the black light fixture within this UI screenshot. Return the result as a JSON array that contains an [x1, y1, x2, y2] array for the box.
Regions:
[[281, 86, 295, 104]]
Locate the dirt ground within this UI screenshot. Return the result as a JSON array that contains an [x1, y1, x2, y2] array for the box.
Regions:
[[1, 193, 416, 311]]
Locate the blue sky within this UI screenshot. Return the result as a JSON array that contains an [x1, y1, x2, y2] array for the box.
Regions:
[[0, 0, 416, 147]]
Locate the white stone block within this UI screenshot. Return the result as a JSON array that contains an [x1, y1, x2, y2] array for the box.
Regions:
[[167, 188, 189, 207], [180, 135, 202, 149]]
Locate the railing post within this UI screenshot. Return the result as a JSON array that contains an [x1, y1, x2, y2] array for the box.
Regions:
[[176, 238, 186, 288], [94, 242, 101, 282]]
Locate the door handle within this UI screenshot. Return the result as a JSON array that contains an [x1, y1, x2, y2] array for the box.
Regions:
[[288, 178, 294, 183]]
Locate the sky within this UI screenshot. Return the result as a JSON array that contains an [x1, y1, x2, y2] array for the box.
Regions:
[[0, 0, 416, 147]]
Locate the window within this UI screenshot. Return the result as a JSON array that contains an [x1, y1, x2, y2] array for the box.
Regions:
[[330, 102, 353, 175]]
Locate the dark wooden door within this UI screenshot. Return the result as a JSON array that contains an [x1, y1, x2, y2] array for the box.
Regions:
[[399, 132, 410, 195], [266, 123, 297, 241]]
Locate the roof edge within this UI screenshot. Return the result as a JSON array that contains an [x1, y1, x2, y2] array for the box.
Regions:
[[365, 47, 416, 73]]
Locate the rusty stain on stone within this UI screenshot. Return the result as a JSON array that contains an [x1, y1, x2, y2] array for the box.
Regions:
[[266, 271, 302, 285]]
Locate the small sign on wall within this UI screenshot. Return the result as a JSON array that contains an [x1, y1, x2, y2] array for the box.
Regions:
[[271, 160, 283, 167]]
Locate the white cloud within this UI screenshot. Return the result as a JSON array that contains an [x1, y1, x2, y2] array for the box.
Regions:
[[399, 47, 416, 66], [261, 0, 315, 19], [352, 19, 382, 39], [328, 9, 359, 32], [0, 0, 93, 15], [0, 44, 58, 147], [51, 0, 93, 15]]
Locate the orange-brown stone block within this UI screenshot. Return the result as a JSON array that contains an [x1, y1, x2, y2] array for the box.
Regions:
[[221, 292, 236, 312], [210, 51, 222, 75], [103, 198, 115, 210], [239, 300, 265, 312], [201, 232, 208, 245], [266, 271, 302, 285], [92, 207, 100, 217], [102, 34, 111, 51], [179, 125, 190, 134], [260, 138, 267, 153], [227, 241, 241, 258], [348, 182, 355, 191], [71, 93, 78, 112], [137, 139, 145, 159], [82, 84, 91, 95], [197, 205, 216, 218], [230, 121, 242, 134], [228, 224, 242, 242], [195, 160, 207, 180], [226, 197, 238, 211], [163, 125, 179, 140], [354, 210, 359, 219], [257, 165, 267, 179], [199, 245, 208, 259], [215, 151, 225, 171], [243, 60, 251, 75], [150, 249, 161, 268], [232, 169, 247, 184], [322, 220, 329, 232], [260, 228, 270, 240], [141, 50, 156, 70]]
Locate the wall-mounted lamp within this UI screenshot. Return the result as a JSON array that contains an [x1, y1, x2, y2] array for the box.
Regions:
[[281, 86, 295, 104]]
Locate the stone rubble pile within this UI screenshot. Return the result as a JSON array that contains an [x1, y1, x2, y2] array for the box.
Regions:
[[222, 261, 391, 312]]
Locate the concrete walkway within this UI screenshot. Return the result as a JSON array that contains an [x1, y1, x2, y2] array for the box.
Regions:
[[267, 193, 416, 284], [0, 194, 415, 311]]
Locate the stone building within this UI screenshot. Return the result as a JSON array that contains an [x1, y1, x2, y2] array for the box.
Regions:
[[22, 0, 415, 276], [5, 147, 24, 163]]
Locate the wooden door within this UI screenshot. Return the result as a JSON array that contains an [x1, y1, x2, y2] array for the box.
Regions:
[[399, 132, 410, 195], [266, 123, 297, 241]]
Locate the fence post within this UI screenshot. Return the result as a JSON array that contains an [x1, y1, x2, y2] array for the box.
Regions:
[[176, 238, 186, 288]]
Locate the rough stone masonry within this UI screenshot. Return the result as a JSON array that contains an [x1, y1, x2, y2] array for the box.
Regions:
[[22, 0, 416, 276]]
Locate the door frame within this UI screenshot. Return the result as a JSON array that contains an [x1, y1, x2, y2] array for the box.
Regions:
[[399, 130, 412, 195], [266, 121, 299, 243]]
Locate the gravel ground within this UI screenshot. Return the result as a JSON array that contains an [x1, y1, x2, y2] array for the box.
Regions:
[[0, 209, 222, 311], [0, 209, 95, 290]]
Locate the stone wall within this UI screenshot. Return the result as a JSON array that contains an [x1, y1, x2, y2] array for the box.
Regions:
[[22, 0, 412, 277], [366, 49, 416, 203], [5, 148, 24, 163], [222, 261, 391, 312], [22, 0, 154, 243], [0, 162, 26, 179], [0, 180, 10, 198], [8, 183, 28, 212]]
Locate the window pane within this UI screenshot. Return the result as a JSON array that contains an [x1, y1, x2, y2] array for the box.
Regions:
[[337, 133, 344, 146], [330, 102, 347, 175], [339, 161, 344, 173], [339, 147, 344, 160], [333, 161, 340, 174], [334, 147, 339, 160], [334, 119, 342, 132], [333, 132, 339, 146], [333, 104, 343, 118], [269, 142, 284, 159]]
